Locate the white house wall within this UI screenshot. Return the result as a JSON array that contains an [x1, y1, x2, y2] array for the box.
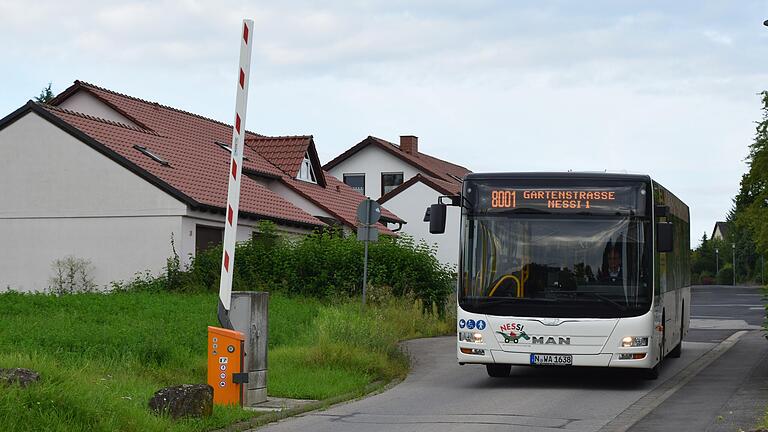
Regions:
[[267, 180, 334, 218], [58, 91, 140, 128], [180, 210, 312, 266], [383, 182, 461, 269], [0, 112, 187, 291], [326, 145, 421, 200]]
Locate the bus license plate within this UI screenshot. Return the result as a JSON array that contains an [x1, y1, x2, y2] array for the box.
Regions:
[[530, 354, 572, 366]]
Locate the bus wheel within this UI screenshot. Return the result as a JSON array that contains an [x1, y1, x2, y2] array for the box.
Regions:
[[486, 364, 511, 378]]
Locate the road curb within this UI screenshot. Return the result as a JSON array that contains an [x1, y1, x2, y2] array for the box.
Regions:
[[597, 330, 749, 432]]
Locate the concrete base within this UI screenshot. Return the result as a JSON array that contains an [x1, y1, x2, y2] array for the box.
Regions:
[[244, 397, 317, 413]]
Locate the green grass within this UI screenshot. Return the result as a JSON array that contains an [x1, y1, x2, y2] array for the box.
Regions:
[[0, 291, 452, 431]]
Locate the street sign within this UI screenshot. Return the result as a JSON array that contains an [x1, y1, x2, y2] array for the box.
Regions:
[[355, 199, 382, 309], [357, 225, 379, 242], [357, 199, 381, 225]]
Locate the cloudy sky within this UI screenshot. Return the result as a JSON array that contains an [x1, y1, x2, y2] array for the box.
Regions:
[[2, 1, 768, 244]]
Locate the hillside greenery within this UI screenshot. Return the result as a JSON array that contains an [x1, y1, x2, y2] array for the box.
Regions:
[[0, 291, 453, 432]]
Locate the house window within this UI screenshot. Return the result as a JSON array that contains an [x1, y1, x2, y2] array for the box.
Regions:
[[381, 172, 403, 196], [297, 152, 317, 183], [195, 225, 223, 254], [343, 174, 365, 194]]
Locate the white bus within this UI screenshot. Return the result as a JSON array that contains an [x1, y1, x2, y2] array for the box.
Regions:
[[429, 173, 690, 379]]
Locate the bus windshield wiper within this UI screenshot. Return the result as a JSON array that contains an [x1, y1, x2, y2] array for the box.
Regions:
[[545, 290, 628, 311], [575, 292, 628, 311], [495, 208, 551, 215], [464, 296, 556, 303]]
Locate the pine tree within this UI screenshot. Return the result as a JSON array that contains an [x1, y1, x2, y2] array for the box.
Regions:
[[34, 83, 54, 103]]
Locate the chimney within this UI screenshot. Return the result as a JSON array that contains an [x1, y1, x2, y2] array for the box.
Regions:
[[400, 135, 418, 155]]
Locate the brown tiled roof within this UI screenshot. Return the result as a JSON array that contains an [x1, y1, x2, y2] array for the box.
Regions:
[[13, 80, 404, 230], [38, 104, 322, 227], [378, 174, 461, 204], [283, 174, 402, 232], [323, 135, 471, 190]]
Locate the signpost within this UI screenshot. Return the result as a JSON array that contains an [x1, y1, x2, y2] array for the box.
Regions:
[[356, 199, 381, 308]]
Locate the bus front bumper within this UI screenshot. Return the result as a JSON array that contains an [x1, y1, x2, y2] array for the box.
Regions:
[[458, 349, 653, 368]]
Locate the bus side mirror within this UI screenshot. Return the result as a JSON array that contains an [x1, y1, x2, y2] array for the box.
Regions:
[[657, 222, 674, 252], [429, 204, 447, 234]]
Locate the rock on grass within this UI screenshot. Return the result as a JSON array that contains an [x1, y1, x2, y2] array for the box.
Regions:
[[148, 384, 213, 419], [0, 368, 40, 388]]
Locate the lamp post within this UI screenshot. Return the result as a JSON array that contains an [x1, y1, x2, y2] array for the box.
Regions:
[[715, 248, 719, 275], [731, 243, 736, 286]]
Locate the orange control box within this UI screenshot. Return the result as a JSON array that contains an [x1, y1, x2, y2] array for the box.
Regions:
[[207, 326, 246, 406]]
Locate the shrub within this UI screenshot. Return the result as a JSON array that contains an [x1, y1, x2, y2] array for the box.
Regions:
[[48, 256, 97, 294], [124, 223, 455, 313], [691, 272, 701, 285], [716, 266, 734, 285], [700, 270, 715, 285]]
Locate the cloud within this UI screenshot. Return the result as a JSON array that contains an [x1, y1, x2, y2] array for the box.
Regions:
[[703, 30, 733, 46], [1, 0, 767, 246]]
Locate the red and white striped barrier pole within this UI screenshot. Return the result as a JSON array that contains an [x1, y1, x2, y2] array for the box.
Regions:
[[218, 19, 254, 329]]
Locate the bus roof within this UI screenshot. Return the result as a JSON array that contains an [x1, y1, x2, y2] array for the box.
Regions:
[[464, 172, 652, 182]]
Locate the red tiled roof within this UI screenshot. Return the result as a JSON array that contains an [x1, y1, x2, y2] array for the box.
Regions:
[[27, 80, 405, 230], [323, 135, 471, 191], [40, 104, 322, 227], [283, 174, 403, 232], [378, 174, 461, 204], [246, 136, 307, 177]]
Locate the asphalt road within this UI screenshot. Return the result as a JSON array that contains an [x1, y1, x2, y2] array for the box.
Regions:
[[627, 285, 767, 432], [255, 286, 766, 432]]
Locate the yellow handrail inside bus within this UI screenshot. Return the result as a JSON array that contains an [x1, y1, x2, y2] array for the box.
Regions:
[[488, 274, 522, 297]]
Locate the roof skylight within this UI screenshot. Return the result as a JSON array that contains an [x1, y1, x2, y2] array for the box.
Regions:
[[214, 140, 250, 161], [133, 145, 169, 166]]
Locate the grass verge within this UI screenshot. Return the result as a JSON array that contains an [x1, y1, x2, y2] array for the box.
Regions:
[[0, 291, 453, 431]]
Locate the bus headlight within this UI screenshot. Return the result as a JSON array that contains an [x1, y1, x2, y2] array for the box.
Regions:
[[621, 336, 649, 347], [459, 331, 484, 343]]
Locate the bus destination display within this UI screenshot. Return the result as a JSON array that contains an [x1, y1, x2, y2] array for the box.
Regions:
[[481, 186, 642, 214]]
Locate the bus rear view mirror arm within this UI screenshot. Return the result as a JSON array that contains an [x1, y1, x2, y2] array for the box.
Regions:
[[657, 222, 674, 252]]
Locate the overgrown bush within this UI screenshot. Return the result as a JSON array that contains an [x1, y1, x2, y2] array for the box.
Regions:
[[120, 222, 455, 314], [700, 270, 715, 285]]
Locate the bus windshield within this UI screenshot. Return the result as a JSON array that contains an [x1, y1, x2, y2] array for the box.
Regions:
[[460, 215, 651, 318]]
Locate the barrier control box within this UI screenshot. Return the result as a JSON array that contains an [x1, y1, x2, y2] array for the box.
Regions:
[[207, 326, 247, 406]]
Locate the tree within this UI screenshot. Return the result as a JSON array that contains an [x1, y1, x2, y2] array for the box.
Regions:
[[34, 83, 54, 103], [729, 91, 768, 281]]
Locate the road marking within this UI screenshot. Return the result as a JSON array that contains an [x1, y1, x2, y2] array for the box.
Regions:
[[694, 304, 763, 307], [750, 307, 764, 310], [597, 330, 748, 432], [689, 319, 761, 330], [735, 294, 764, 296]]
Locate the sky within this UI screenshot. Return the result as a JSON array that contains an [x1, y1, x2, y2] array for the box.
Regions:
[[2, 1, 768, 245]]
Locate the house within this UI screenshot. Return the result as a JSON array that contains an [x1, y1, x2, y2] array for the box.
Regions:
[[712, 221, 729, 241], [324, 135, 471, 267], [0, 81, 403, 292]]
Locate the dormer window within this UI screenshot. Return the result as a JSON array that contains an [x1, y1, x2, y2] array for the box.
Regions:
[[297, 152, 317, 183]]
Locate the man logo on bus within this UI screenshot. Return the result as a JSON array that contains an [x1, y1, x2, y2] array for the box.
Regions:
[[497, 323, 530, 343]]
